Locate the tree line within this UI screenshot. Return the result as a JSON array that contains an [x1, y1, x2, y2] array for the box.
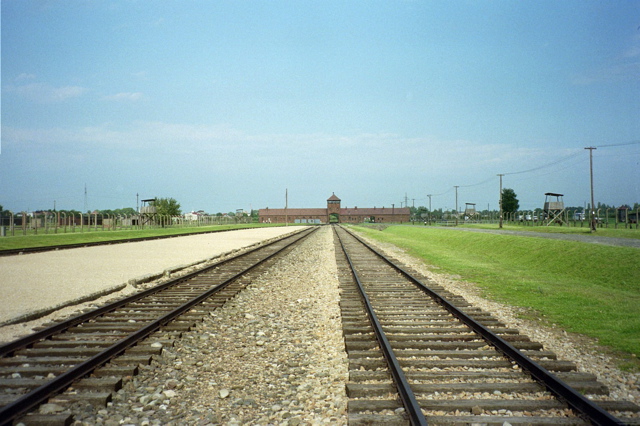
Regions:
[[408, 188, 639, 220], [0, 198, 241, 218]]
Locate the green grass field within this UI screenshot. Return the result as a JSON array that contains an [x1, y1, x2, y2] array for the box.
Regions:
[[459, 223, 640, 239], [351, 224, 640, 370], [0, 223, 287, 251]]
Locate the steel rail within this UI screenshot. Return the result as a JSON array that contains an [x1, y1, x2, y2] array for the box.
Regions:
[[340, 225, 624, 426], [0, 227, 311, 358], [335, 227, 428, 426], [0, 227, 317, 425]]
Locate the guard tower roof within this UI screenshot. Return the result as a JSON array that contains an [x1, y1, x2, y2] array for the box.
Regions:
[[544, 192, 564, 197]]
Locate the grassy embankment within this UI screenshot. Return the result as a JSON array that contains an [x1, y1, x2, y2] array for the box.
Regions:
[[0, 223, 290, 251], [352, 225, 640, 370]]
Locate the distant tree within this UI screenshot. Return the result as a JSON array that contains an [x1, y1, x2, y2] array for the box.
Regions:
[[431, 208, 444, 220], [411, 206, 428, 221], [501, 188, 519, 214], [59, 209, 82, 216], [154, 197, 181, 216], [99, 207, 136, 216], [115, 207, 137, 216]]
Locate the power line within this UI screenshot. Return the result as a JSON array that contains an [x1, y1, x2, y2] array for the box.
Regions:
[[459, 176, 495, 188], [429, 187, 454, 197], [504, 150, 583, 176], [595, 140, 640, 148], [410, 140, 639, 207], [507, 155, 588, 182]]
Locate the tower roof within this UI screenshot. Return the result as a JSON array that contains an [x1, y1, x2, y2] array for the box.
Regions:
[[327, 193, 341, 201]]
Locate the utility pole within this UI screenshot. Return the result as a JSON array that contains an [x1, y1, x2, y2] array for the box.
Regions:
[[427, 194, 432, 225], [497, 174, 504, 228], [585, 147, 597, 232], [454, 186, 459, 226]]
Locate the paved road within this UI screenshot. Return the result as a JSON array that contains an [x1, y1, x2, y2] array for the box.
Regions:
[[436, 226, 640, 248]]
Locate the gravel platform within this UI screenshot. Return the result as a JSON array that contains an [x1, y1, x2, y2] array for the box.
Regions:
[[0, 227, 302, 328]]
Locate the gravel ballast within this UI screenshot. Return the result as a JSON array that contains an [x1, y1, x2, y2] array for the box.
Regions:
[[69, 225, 348, 426]]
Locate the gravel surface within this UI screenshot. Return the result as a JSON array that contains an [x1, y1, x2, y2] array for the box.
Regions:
[[6, 225, 638, 425], [68, 226, 348, 426], [0, 227, 302, 329]]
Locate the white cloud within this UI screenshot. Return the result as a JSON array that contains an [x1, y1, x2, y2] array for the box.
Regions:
[[572, 35, 640, 85], [5, 82, 88, 102], [3, 121, 636, 212], [131, 71, 148, 79], [2, 121, 569, 179], [623, 46, 640, 59], [571, 61, 640, 85], [15, 73, 37, 81], [103, 92, 144, 102]]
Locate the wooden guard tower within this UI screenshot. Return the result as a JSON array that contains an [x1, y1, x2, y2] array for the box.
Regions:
[[464, 203, 479, 221], [139, 199, 157, 226], [543, 193, 566, 226]]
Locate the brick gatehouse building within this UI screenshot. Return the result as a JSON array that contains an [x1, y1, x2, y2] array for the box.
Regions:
[[258, 193, 411, 224]]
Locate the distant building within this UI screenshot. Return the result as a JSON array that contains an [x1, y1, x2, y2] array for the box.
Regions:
[[184, 211, 202, 221], [258, 193, 410, 224]]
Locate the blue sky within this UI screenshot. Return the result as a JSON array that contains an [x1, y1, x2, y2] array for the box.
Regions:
[[2, 1, 639, 214]]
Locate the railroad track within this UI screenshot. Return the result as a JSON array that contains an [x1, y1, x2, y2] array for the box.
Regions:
[[333, 225, 639, 425], [0, 226, 317, 426]]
